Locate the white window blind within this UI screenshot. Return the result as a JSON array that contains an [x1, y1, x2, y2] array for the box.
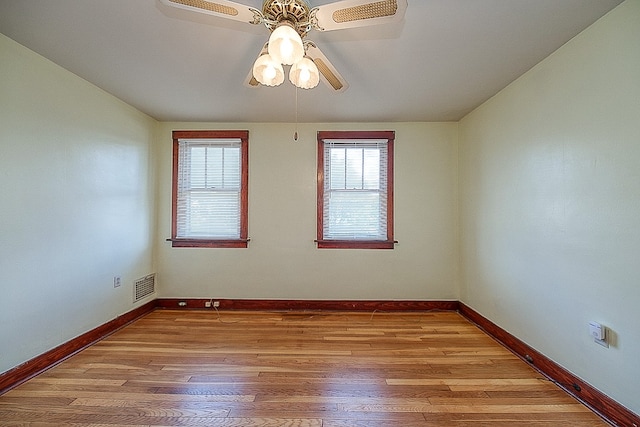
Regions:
[[176, 138, 241, 239], [323, 139, 388, 240]]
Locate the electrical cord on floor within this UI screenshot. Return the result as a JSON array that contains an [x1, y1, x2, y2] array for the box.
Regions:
[[213, 306, 243, 323], [206, 299, 241, 324]]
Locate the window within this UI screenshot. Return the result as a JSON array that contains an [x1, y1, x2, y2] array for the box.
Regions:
[[171, 130, 248, 248], [317, 131, 395, 249]]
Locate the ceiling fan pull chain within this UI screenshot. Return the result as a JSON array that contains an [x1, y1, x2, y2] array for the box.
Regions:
[[294, 86, 299, 142]]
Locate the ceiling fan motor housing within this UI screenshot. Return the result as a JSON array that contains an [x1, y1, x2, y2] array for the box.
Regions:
[[262, 0, 311, 37]]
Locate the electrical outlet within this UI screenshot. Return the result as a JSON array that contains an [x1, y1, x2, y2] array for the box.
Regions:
[[213, 301, 220, 308], [589, 321, 609, 347], [205, 301, 211, 308], [589, 321, 604, 340], [113, 276, 121, 288]]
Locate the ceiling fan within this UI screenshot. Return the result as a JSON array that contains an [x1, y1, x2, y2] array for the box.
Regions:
[[159, 0, 408, 92]]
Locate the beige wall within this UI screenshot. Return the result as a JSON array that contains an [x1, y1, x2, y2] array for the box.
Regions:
[[0, 34, 157, 374], [458, 0, 640, 414], [154, 122, 459, 301]]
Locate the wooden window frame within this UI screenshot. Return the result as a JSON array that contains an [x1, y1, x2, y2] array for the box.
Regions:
[[316, 130, 395, 249], [171, 130, 249, 248]]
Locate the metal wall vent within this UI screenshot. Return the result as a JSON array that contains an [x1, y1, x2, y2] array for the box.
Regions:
[[134, 273, 155, 302]]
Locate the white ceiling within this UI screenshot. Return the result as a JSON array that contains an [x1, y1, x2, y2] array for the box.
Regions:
[[0, 0, 623, 123]]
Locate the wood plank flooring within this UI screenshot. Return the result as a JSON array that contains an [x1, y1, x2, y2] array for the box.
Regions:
[[0, 310, 609, 426]]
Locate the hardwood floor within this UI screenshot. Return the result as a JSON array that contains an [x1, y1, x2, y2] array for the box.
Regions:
[[0, 310, 609, 426]]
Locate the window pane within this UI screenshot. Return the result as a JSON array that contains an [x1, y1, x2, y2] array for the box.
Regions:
[[205, 146, 223, 188], [324, 143, 385, 239], [190, 147, 206, 188], [345, 148, 363, 189], [363, 148, 380, 189], [326, 191, 383, 239], [222, 147, 240, 188], [183, 191, 240, 238], [329, 148, 346, 190]]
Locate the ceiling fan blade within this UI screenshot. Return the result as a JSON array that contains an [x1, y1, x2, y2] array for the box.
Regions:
[[305, 42, 349, 92], [245, 73, 261, 88], [312, 0, 407, 31], [158, 0, 260, 24]]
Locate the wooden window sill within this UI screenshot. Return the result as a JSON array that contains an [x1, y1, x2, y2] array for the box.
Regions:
[[315, 240, 396, 249], [168, 238, 249, 248]]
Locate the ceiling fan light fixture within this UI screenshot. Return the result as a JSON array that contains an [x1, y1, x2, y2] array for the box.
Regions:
[[289, 57, 320, 89], [268, 21, 305, 66], [253, 53, 284, 86], [162, 0, 409, 92]]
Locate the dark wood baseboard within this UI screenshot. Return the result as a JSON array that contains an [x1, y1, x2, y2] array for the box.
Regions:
[[0, 300, 157, 395], [155, 298, 460, 312], [459, 302, 639, 427]]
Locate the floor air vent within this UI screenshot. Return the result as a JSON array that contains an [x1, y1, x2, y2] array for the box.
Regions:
[[134, 273, 155, 302]]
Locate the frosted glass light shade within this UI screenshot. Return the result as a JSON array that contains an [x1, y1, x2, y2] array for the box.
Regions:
[[253, 54, 284, 86], [268, 22, 304, 66], [289, 57, 320, 89]]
